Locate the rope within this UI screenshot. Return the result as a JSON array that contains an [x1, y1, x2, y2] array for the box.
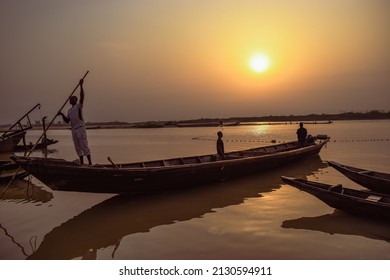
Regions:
[[192, 137, 390, 143]]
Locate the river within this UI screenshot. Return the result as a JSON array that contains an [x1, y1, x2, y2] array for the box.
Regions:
[[0, 120, 389, 259]]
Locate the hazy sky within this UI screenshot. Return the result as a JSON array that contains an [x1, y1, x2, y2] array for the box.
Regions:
[[1, 0, 389, 124]]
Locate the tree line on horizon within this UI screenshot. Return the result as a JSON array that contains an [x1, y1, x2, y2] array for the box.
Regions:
[[86, 110, 390, 126], [223, 110, 390, 123]]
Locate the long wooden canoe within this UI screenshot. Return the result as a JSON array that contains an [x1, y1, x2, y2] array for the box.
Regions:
[[281, 176, 390, 220], [327, 161, 390, 194], [11, 136, 329, 194]]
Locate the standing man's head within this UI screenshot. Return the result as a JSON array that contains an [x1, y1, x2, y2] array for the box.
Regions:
[[299, 122, 304, 128], [217, 131, 223, 138], [69, 96, 78, 105]]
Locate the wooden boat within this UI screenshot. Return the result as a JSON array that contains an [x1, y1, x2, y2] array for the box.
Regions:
[[14, 138, 59, 152], [281, 176, 390, 220], [0, 130, 27, 153], [177, 121, 240, 127], [0, 160, 28, 184], [11, 135, 329, 194], [327, 161, 390, 194], [27, 157, 327, 259]]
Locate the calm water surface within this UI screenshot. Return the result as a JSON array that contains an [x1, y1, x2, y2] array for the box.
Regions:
[[1, 120, 389, 260]]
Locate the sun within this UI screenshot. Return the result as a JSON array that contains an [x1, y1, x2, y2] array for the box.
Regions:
[[249, 54, 271, 73]]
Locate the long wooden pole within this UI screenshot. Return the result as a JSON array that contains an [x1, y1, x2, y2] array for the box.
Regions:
[[26, 70, 90, 157], [1, 71, 90, 199]]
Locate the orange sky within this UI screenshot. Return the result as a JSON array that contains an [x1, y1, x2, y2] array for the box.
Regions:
[[1, 0, 389, 123]]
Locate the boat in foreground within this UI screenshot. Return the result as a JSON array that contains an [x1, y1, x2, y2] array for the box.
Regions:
[[327, 161, 390, 194], [281, 176, 390, 220], [11, 135, 329, 194]]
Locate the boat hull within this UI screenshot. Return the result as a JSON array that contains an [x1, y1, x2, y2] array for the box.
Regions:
[[0, 131, 26, 152], [327, 161, 390, 194], [281, 176, 390, 220], [12, 138, 329, 194]]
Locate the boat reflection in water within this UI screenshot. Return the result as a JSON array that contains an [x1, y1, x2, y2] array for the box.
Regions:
[[0, 178, 53, 203], [282, 210, 390, 242], [27, 156, 326, 259], [0, 179, 53, 258]]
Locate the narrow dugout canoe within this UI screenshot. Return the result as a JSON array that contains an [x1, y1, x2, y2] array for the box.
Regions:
[[327, 161, 390, 194], [11, 136, 329, 194], [281, 176, 390, 220]]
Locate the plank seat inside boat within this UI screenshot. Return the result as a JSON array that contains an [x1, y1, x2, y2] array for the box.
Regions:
[[365, 195, 382, 202], [239, 151, 269, 157], [182, 157, 202, 164], [143, 160, 166, 167]]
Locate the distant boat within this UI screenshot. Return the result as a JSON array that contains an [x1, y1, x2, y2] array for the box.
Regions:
[[327, 161, 390, 194], [11, 135, 329, 194], [0, 103, 51, 153], [0, 130, 27, 153], [14, 138, 59, 152], [177, 121, 240, 127], [281, 176, 390, 220]]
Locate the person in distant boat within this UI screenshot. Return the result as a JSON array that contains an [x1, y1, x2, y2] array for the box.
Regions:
[[58, 79, 92, 165], [296, 122, 308, 146], [216, 131, 225, 159]]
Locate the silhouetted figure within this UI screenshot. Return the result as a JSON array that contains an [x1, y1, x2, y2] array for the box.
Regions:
[[216, 131, 225, 159], [58, 79, 92, 165], [296, 122, 308, 146]]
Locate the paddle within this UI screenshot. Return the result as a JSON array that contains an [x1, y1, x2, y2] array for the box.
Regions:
[[1, 71, 90, 199]]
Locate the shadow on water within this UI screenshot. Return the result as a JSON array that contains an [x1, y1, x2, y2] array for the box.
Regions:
[[27, 156, 327, 259], [0, 178, 53, 203], [282, 210, 390, 242]]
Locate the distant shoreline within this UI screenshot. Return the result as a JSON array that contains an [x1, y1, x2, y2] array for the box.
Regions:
[[1, 111, 389, 130], [58, 110, 390, 129]]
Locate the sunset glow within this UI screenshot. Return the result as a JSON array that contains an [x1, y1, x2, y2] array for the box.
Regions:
[[249, 54, 270, 73], [0, 1, 389, 123]]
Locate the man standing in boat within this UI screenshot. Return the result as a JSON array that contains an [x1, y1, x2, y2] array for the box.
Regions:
[[296, 122, 308, 146], [58, 79, 92, 165], [217, 131, 225, 159]]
